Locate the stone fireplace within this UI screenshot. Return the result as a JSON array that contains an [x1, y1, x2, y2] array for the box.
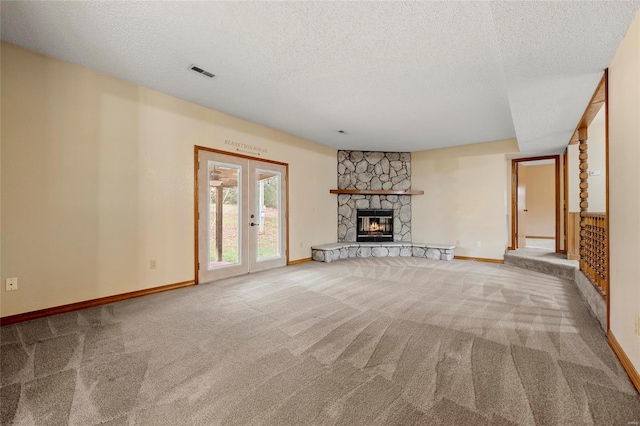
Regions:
[[337, 151, 412, 242]]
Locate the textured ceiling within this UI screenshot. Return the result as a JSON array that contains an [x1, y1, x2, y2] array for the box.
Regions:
[[1, 1, 638, 154]]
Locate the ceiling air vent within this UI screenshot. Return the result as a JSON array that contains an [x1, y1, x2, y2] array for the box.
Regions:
[[189, 64, 215, 78]]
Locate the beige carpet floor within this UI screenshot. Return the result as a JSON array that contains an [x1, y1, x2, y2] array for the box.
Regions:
[[2, 257, 639, 425]]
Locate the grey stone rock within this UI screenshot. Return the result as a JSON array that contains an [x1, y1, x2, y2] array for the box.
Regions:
[[338, 204, 351, 218], [374, 163, 383, 175], [356, 181, 368, 190], [358, 247, 372, 257], [400, 247, 413, 257], [399, 205, 411, 223], [394, 216, 402, 232], [379, 174, 389, 182], [412, 247, 426, 257], [390, 168, 397, 178], [368, 165, 374, 173], [386, 153, 400, 161], [426, 248, 441, 260], [348, 247, 358, 257], [338, 194, 350, 205], [312, 250, 325, 262], [355, 199, 370, 209], [390, 160, 403, 171], [400, 195, 411, 205], [381, 200, 393, 209], [388, 247, 400, 257], [338, 163, 346, 175], [382, 182, 393, 190], [400, 152, 410, 162], [370, 177, 382, 190], [347, 199, 356, 208], [380, 157, 390, 174], [393, 180, 412, 191], [351, 195, 365, 200], [332, 249, 341, 260], [441, 252, 454, 261], [351, 151, 363, 163], [358, 172, 373, 183], [338, 151, 348, 162], [406, 163, 411, 176], [343, 159, 355, 172], [338, 175, 351, 189], [350, 173, 357, 186], [401, 233, 412, 242], [393, 201, 402, 209], [338, 224, 347, 240], [346, 227, 356, 242], [370, 195, 381, 209], [400, 224, 410, 235], [340, 247, 349, 259], [365, 152, 385, 165], [387, 195, 398, 202], [392, 174, 407, 184], [356, 160, 368, 174], [372, 247, 388, 257], [398, 167, 407, 176]]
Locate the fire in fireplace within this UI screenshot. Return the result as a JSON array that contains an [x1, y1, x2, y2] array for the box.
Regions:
[[357, 209, 393, 242]]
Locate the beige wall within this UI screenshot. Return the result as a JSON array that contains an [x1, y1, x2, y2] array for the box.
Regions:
[[412, 139, 520, 260], [523, 164, 555, 238], [1, 43, 337, 317], [609, 10, 640, 370]]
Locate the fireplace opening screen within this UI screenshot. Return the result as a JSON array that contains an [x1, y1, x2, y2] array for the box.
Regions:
[[356, 209, 393, 242]]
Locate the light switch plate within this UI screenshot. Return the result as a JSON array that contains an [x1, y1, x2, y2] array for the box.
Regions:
[[6, 277, 18, 291]]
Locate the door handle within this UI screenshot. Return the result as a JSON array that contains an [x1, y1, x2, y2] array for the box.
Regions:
[[250, 222, 258, 227]]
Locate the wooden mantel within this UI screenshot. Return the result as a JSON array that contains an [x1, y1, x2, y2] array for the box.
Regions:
[[329, 189, 424, 195]]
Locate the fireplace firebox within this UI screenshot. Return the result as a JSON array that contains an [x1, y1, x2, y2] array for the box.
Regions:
[[357, 209, 393, 242]]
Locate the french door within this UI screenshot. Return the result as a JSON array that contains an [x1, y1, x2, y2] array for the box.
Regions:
[[197, 148, 287, 283]]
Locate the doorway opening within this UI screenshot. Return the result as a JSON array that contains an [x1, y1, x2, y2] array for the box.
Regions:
[[194, 146, 288, 284], [511, 156, 561, 253]]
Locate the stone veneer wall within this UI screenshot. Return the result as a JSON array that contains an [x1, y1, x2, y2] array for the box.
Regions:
[[337, 151, 411, 242]]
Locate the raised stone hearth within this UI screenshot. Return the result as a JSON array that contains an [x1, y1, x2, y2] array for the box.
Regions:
[[337, 151, 411, 242], [311, 242, 455, 263]]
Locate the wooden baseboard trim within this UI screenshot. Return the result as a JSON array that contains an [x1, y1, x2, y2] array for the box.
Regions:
[[525, 235, 555, 240], [454, 255, 504, 264], [0, 280, 195, 326], [608, 331, 640, 393], [507, 246, 515, 251], [288, 257, 312, 265]]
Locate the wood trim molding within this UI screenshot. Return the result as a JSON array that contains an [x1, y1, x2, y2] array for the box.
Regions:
[[525, 235, 555, 239], [608, 331, 640, 393], [288, 257, 312, 265], [511, 156, 561, 253], [454, 255, 504, 264], [0, 280, 195, 326], [605, 68, 610, 331]]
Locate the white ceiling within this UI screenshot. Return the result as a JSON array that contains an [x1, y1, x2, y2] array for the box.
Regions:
[[1, 1, 637, 155]]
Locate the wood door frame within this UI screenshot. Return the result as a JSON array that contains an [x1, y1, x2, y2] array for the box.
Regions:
[[194, 146, 289, 284], [510, 155, 561, 252]]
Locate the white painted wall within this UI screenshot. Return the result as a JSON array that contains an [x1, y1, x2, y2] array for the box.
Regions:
[[608, 10, 640, 371], [1, 43, 337, 317], [412, 139, 520, 260]]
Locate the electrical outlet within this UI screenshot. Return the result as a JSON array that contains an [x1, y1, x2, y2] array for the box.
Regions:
[[150, 260, 157, 270], [476, 241, 482, 247], [6, 277, 18, 291]]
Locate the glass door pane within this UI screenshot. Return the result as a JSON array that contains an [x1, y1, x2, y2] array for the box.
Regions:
[[208, 162, 241, 268], [255, 170, 281, 260]]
